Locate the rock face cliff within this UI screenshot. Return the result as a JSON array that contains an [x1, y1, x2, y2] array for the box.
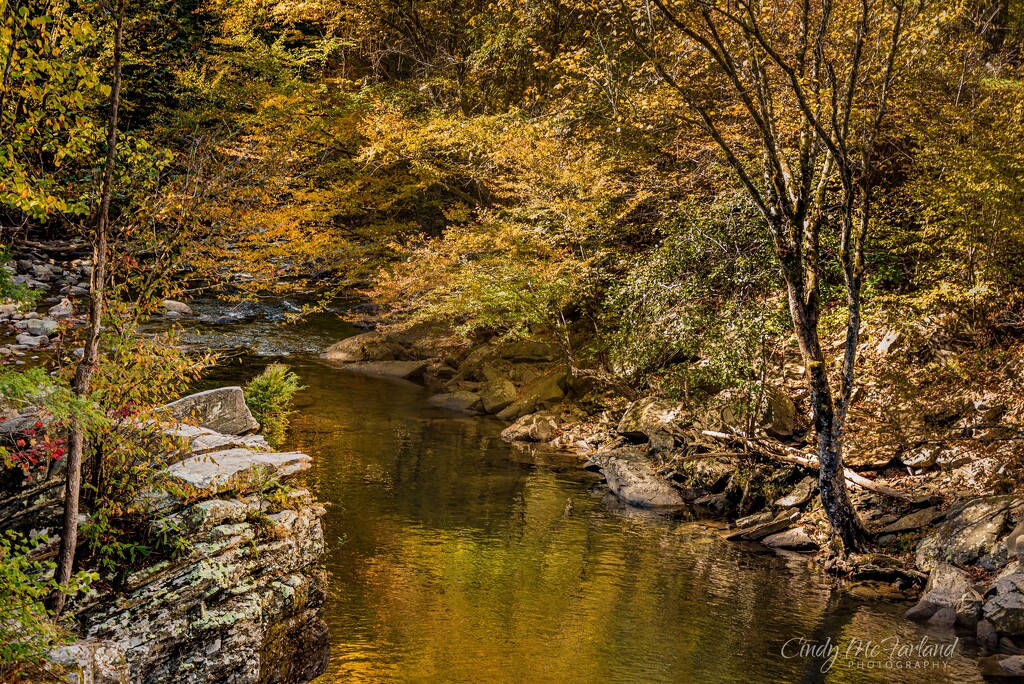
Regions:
[[1, 388, 330, 684]]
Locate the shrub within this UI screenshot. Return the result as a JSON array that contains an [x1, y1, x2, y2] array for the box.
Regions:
[[244, 364, 304, 447], [0, 532, 97, 677]]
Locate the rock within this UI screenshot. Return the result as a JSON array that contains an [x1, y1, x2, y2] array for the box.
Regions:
[[900, 446, 939, 469], [981, 546, 1012, 572], [762, 526, 819, 552], [927, 606, 957, 628], [2, 401, 329, 684], [479, 364, 504, 383], [735, 511, 774, 529], [726, 509, 800, 542], [876, 506, 945, 535], [0, 303, 18, 318], [907, 562, 973, 623], [501, 413, 558, 443], [905, 601, 942, 622], [344, 360, 428, 380], [164, 387, 260, 436], [984, 568, 1024, 636], [958, 588, 984, 628], [161, 299, 192, 315], [616, 397, 688, 446], [0, 411, 47, 445], [15, 333, 47, 347], [774, 476, 817, 508], [979, 619, 1000, 653], [452, 344, 496, 381], [876, 329, 900, 354], [480, 378, 517, 414], [163, 424, 270, 458], [497, 339, 559, 362], [80, 493, 327, 684], [1005, 521, 1024, 559], [689, 460, 734, 493], [19, 317, 59, 336], [916, 496, 1021, 571], [31, 264, 53, 281], [694, 492, 730, 515], [601, 454, 685, 508], [1001, 638, 1024, 655], [496, 371, 566, 421], [165, 448, 311, 495], [761, 385, 796, 439], [47, 640, 129, 684], [48, 299, 74, 318], [321, 332, 401, 363], [980, 655, 1024, 677], [428, 391, 483, 414]]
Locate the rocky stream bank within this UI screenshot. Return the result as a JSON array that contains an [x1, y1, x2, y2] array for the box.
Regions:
[[1, 386, 328, 684], [1, 246, 328, 683], [322, 326, 1024, 679]]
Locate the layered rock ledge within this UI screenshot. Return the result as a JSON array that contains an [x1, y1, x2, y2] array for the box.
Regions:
[[2, 387, 328, 684]]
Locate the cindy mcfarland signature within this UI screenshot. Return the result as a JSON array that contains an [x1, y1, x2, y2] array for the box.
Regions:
[[781, 635, 959, 673]]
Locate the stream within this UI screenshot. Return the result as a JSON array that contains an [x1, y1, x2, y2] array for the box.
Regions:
[[188, 300, 985, 683]]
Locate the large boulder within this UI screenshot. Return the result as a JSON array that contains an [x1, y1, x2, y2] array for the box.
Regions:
[[164, 387, 260, 436], [321, 332, 402, 363], [79, 492, 327, 684], [500, 413, 558, 443], [905, 563, 973, 623], [496, 371, 567, 421], [760, 385, 796, 439], [916, 496, 1022, 571], [616, 397, 688, 449], [480, 378, 517, 414], [984, 568, 1024, 636], [601, 454, 685, 508]]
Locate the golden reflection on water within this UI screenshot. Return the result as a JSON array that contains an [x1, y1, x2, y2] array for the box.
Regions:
[[280, 359, 981, 684]]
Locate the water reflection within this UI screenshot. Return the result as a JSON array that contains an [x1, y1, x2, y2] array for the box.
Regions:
[[262, 358, 981, 683]]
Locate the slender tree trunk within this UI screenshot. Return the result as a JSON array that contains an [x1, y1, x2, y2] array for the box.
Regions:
[[783, 277, 867, 552], [50, 0, 123, 615]]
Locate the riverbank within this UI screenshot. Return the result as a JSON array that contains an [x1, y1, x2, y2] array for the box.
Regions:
[[0, 246, 329, 683], [0, 385, 329, 683], [319, 325, 1024, 678]]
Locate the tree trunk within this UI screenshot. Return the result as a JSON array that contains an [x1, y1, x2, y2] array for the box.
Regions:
[[785, 279, 867, 553], [808, 360, 867, 552], [50, 0, 124, 615]]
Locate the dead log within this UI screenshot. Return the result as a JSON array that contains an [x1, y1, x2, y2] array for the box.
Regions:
[[699, 429, 915, 502]]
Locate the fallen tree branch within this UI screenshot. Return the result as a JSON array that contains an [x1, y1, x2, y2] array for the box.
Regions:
[[700, 430, 916, 502]]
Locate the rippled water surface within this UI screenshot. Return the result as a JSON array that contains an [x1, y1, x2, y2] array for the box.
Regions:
[[229, 356, 986, 684]]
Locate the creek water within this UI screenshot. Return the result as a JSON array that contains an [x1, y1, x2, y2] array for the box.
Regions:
[[189, 303, 984, 684]]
